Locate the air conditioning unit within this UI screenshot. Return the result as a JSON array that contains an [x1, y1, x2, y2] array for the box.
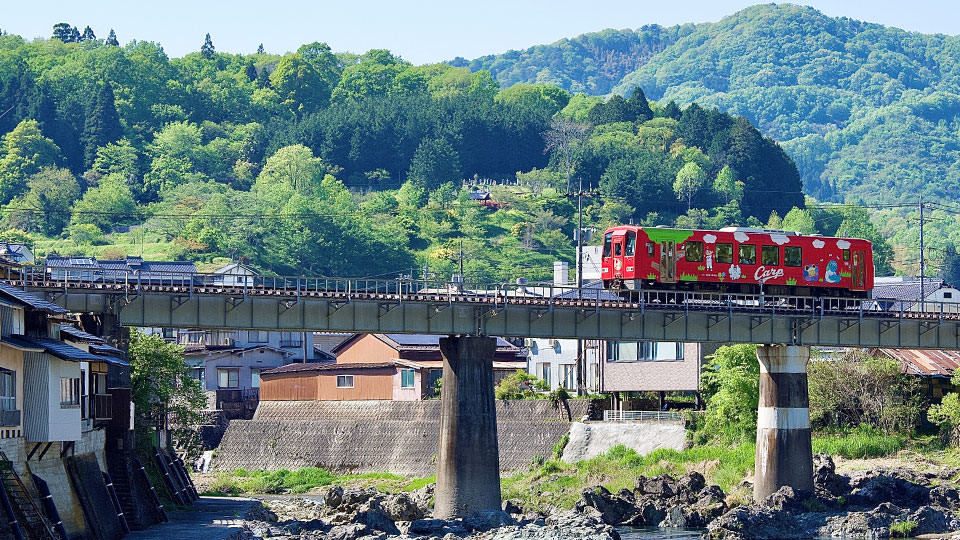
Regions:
[[548, 339, 560, 349]]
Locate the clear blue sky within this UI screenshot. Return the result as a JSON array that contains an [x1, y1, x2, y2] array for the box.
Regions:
[[4, 1, 958, 64]]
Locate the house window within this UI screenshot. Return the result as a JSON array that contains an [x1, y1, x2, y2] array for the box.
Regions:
[[560, 365, 576, 390], [607, 341, 682, 362], [280, 332, 302, 348], [184, 332, 204, 344], [336, 375, 354, 388], [92, 372, 107, 395], [191, 368, 205, 385], [0, 370, 14, 411], [217, 368, 239, 388], [247, 331, 268, 343], [945, 292, 954, 299], [537, 362, 551, 386], [59, 377, 80, 408], [251, 369, 260, 388], [400, 369, 415, 388]]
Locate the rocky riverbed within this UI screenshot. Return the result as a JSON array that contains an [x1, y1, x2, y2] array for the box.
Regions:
[[227, 454, 960, 540]]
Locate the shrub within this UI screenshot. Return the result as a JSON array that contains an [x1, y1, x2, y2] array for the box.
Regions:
[[890, 520, 918, 537], [552, 432, 570, 459], [495, 370, 548, 400]]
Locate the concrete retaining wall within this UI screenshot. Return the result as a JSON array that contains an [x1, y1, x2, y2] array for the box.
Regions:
[[561, 421, 687, 463], [213, 399, 593, 475]]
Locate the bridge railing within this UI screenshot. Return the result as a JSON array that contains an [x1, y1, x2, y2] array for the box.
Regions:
[[602, 410, 684, 422], [10, 264, 957, 318]]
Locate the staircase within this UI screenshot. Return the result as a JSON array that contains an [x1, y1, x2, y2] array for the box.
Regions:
[[105, 456, 136, 525], [0, 452, 59, 540]]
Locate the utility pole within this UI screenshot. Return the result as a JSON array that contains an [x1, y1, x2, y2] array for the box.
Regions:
[[564, 180, 599, 396], [920, 194, 925, 303]]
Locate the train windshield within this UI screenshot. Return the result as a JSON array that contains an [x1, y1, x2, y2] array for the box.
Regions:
[[603, 232, 612, 257], [625, 231, 636, 256]]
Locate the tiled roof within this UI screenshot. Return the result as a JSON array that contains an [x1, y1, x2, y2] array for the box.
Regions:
[[16, 336, 110, 362], [0, 282, 68, 314], [89, 342, 126, 357], [873, 277, 945, 301], [59, 325, 104, 343], [262, 362, 394, 376], [332, 333, 521, 354], [872, 348, 960, 378], [1, 336, 43, 351], [45, 256, 197, 279], [183, 344, 291, 356]]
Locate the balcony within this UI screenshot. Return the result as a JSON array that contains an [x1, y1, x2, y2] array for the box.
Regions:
[[93, 394, 113, 421], [0, 409, 20, 427]]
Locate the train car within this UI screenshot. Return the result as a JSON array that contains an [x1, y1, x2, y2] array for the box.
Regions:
[[600, 226, 874, 298]]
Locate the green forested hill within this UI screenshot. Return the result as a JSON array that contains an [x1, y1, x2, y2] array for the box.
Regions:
[[454, 4, 960, 207], [449, 25, 691, 95]]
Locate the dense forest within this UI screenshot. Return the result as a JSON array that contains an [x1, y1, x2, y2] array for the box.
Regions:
[[0, 22, 847, 281]]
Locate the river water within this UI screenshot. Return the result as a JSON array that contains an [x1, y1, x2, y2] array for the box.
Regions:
[[618, 527, 706, 540]]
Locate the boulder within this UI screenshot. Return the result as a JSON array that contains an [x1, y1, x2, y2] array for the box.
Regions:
[[463, 510, 515, 531], [502, 499, 523, 515], [324, 485, 345, 509], [761, 486, 809, 513], [847, 475, 929, 508], [635, 474, 677, 498], [812, 453, 851, 497], [930, 485, 960, 511], [408, 518, 449, 536], [351, 507, 400, 536], [909, 505, 960, 535], [707, 506, 809, 540], [677, 471, 707, 499], [820, 503, 900, 539], [578, 486, 636, 525], [327, 523, 372, 540], [381, 492, 424, 522]]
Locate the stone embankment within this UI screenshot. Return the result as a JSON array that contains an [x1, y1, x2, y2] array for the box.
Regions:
[[214, 400, 595, 475]]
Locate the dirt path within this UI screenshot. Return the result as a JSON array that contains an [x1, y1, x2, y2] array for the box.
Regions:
[[125, 497, 258, 540]]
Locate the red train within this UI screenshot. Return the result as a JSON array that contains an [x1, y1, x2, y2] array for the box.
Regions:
[[600, 226, 874, 298]]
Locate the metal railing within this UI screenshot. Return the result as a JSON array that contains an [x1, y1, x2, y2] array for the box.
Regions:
[[603, 410, 684, 422], [8, 264, 960, 321]]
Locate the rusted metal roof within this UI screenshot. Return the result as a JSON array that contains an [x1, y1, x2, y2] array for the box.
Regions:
[[872, 348, 960, 378]]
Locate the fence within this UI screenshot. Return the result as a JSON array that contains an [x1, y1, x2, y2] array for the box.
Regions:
[[602, 410, 684, 422]]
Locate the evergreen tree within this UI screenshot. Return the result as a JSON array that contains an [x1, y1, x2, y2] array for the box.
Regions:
[[256, 43, 265, 54], [105, 29, 119, 46], [200, 33, 215, 59], [80, 26, 96, 42], [69, 26, 81, 43], [627, 87, 653, 122], [663, 101, 681, 120], [51, 23, 73, 42], [256, 68, 271, 89], [244, 61, 257, 82], [82, 83, 123, 170]]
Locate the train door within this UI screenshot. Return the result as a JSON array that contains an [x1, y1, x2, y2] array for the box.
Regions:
[[660, 241, 677, 283], [609, 232, 626, 280], [624, 230, 637, 279], [852, 251, 865, 289]]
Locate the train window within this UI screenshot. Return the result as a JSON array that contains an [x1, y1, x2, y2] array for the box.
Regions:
[[685, 241, 703, 262], [647, 242, 655, 256], [716, 243, 733, 264], [784, 246, 802, 266], [603, 233, 612, 257], [625, 231, 636, 256], [738, 244, 757, 265], [614, 243, 622, 256], [843, 249, 850, 261], [762, 245, 779, 266]]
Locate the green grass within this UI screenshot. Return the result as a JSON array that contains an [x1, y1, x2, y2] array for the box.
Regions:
[[812, 430, 906, 459], [200, 467, 434, 496], [890, 520, 918, 537]]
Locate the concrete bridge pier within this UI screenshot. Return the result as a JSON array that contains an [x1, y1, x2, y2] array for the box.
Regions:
[[434, 335, 501, 519], [754, 344, 813, 501]]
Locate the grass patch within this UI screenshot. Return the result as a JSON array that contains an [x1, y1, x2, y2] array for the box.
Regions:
[[890, 520, 918, 537], [200, 467, 434, 496], [812, 430, 906, 459]]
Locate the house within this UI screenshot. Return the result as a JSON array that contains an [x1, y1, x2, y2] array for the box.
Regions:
[[861, 347, 959, 400], [872, 276, 960, 312], [211, 261, 257, 287], [0, 242, 33, 265], [45, 255, 198, 282], [260, 333, 527, 402], [58, 325, 130, 432]]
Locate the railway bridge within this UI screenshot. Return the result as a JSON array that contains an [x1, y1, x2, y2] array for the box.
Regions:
[[7, 266, 960, 515]]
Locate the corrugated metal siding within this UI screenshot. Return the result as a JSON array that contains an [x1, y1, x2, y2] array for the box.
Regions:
[[22, 351, 48, 441], [0, 306, 12, 336], [875, 348, 960, 377]]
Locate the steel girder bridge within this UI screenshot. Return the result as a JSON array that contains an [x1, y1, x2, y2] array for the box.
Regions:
[[6, 266, 960, 349]]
